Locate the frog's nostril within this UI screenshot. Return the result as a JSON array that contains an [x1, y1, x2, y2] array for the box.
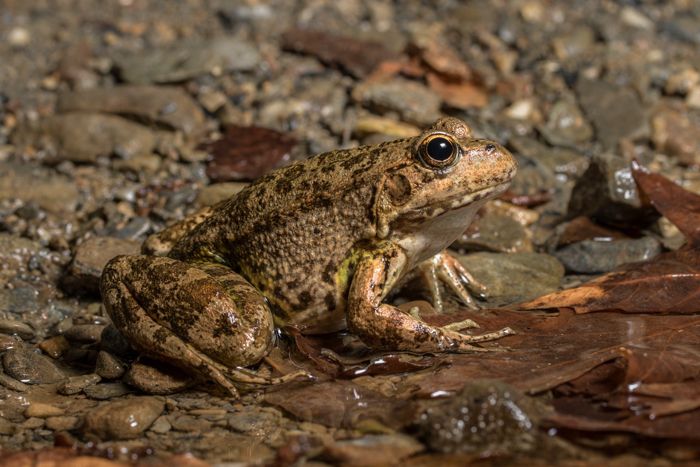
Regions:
[[485, 144, 496, 153]]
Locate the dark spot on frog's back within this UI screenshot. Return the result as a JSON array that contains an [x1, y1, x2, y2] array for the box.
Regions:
[[324, 292, 336, 310]]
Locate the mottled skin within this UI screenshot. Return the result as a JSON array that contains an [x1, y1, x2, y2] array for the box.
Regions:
[[101, 117, 517, 397]]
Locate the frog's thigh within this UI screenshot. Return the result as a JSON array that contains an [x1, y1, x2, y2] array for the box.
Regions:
[[101, 255, 274, 372], [347, 247, 510, 353]]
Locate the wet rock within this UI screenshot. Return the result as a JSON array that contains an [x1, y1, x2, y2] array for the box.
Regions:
[[63, 236, 140, 295], [0, 164, 79, 215], [0, 417, 15, 435], [58, 374, 101, 395], [458, 252, 564, 305], [651, 105, 700, 166], [45, 416, 80, 431], [83, 382, 132, 400], [169, 414, 212, 433], [0, 371, 29, 392], [415, 380, 542, 455], [510, 135, 589, 181], [63, 324, 105, 344], [83, 396, 164, 440], [538, 99, 593, 147], [456, 212, 533, 253], [100, 324, 135, 359], [0, 282, 42, 315], [0, 234, 42, 282], [123, 359, 195, 395], [149, 415, 172, 434], [567, 153, 659, 227], [352, 78, 442, 126], [576, 78, 648, 149], [0, 319, 35, 340], [115, 37, 260, 84], [57, 85, 206, 138], [196, 182, 248, 207], [36, 113, 157, 163], [0, 334, 22, 352], [555, 237, 662, 274], [95, 351, 125, 380], [3, 348, 65, 384], [323, 434, 424, 465], [38, 336, 70, 359], [228, 407, 282, 437], [25, 402, 65, 418]]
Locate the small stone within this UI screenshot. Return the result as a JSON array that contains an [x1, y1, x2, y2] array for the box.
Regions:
[[196, 182, 248, 208], [458, 253, 564, 305], [651, 105, 700, 166], [64, 236, 140, 295], [95, 351, 126, 380], [568, 153, 659, 227], [169, 414, 212, 433], [8, 27, 31, 47], [687, 86, 700, 110], [0, 334, 22, 352], [58, 374, 101, 395], [149, 415, 172, 434], [538, 99, 593, 147], [0, 319, 35, 340], [45, 416, 80, 431], [456, 212, 533, 253], [83, 382, 132, 400], [25, 402, 65, 418], [227, 407, 281, 437], [352, 78, 442, 126], [324, 434, 424, 465], [0, 371, 29, 392], [3, 348, 65, 384], [113, 153, 161, 174], [22, 417, 45, 429], [552, 25, 595, 60], [554, 237, 662, 274], [63, 324, 106, 344], [83, 397, 164, 440], [576, 78, 648, 149], [0, 417, 15, 435], [38, 335, 71, 359], [123, 360, 194, 395], [35, 113, 157, 163], [0, 164, 79, 215], [620, 6, 653, 30], [100, 325, 135, 358]]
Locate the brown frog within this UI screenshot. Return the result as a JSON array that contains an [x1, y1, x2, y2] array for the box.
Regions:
[[100, 117, 517, 397]]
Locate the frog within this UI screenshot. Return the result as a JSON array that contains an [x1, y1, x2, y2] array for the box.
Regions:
[[100, 117, 518, 397]]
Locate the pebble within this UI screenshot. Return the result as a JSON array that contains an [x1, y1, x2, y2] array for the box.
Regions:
[[25, 402, 65, 418], [83, 397, 164, 440], [458, 252, 565, 305], [538, 98, 593, 147], [576, 78, 648, 149], [64, 236, 140, 295], [115, 37, 261, 84], [651, 106, 700, 166], [456, 212, 533, 253], [2, 348, 65, 384], [57, 85, 206, 138], [149, 415, 172, 434], [95, 351, 126, 380], [123, 360, 194, 395], [0, 319, 35, 340], [0, 334, 23, 352], [569, 152, 660, 227], [0, 371, 29, 392], [169, 414, 212, 433], [36, 113, 157, 163], [45, 416, 80, 431], [352, 78, 442, 126], [38, 336, 71, 359], [58, 374, 101, 395], [324, 434, 424, 465], [63, 324, 105, 344], [555, 237, 662, 274], [83, 382, 132, 400], [0, 164, 79, 215], [196, 182, 249, 208], [0, 417, 15, 435]]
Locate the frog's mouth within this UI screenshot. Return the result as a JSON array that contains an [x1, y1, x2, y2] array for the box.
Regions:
[[405, 181, 510, 222]]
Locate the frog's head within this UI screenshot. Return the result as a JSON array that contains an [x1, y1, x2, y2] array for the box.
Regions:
[[375, 117, 517, 254]]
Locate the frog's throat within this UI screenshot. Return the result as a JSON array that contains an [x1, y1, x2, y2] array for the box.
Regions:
[[376, 182, 510, 239]]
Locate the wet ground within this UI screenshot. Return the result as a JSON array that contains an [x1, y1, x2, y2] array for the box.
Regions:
[[1, 0, 700, 465]]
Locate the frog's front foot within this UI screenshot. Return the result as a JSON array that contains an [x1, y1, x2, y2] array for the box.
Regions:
[[100, 255, 311, 397], [417, 252, 487, 312]]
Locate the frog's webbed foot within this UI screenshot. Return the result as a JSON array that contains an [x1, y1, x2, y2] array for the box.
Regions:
[[417, 251, 487, 312], [101, 255, 312, 398], [348, 244, 513, 354]]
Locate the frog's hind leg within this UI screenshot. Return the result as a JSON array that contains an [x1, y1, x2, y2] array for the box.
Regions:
[[100, 255, 309, 397]]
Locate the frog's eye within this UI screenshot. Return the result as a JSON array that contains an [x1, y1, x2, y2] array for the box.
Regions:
[[418, 134, 460, 169]]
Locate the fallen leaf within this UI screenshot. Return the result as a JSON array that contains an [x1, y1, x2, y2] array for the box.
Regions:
[[280, 28, 399, 79], [202, 125, 296, 182], [555, 216, 629, 247]]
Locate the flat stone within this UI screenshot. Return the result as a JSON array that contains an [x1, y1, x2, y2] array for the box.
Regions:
[[123, 360, 194, 395], [352, 78, 442, 126], [458, 252, 565, 305], [83, 396, 164, 440], [0, 371, 29, 392], [95, 351, 126, 380], [63, 324, 106, 344], [576, 78, 648, 149], [538, 98, 593, 147], [324, 434, 424, 465], [196, 182, 248, 207], [38, 335, 71, 359], [36, 112, 158, 163], [651, 105, 700, 166], [3, 348, 65, 384], [456, 212, 533, 253], [83, 382, 132, 400], [0, 164, 79, 215], [57, 85, 206, 138], [25, 402, 65, 418], [58, 373, 102, 395], [0, 319, 35, 340], [0, 417, 15, 435], [45, 415, 80, 431], [554, 237, 662, 274], [169, 414, 212, 433], [0, 334, 22, 352], [149, 415, 172, 434], [115, 37, 261, 84], [567, 152, 659, 228], [64, 236, 140, 295]]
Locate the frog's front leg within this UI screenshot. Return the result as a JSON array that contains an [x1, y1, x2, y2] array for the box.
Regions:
[[100, 255, 308, 397], [347, 244, 513, 353], [417, 251, 488, 312]]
